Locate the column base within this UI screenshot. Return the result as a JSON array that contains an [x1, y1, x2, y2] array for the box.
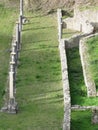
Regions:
[[1, 98, 18, 114]]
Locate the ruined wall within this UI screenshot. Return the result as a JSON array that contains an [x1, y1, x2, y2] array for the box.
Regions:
[[58, 33, 98, 129], [64, 8, 98, 33], [63, 32, 97, 97], [58, 8, 98, 129], [64, 33, 90, 48], [79, 34, 98, 97], [59, 39, 71, 130]]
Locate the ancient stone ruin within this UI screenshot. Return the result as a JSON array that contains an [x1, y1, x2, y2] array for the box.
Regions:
[[1, 1, 98, 129], [64, 7, 98, 33], [57, 8, 98, 130]]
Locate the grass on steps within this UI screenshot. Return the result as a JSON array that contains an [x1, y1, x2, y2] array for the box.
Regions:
[[16, 13, 63, 130]]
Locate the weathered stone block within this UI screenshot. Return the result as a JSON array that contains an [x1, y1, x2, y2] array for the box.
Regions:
[[92, 109, 98, 124]]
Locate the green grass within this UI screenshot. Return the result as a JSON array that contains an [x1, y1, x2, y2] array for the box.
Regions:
[[86, 36, 98, 90], [67, 42, 98, 130], [62, 16, 98, 129], [2, 3, 98, 130], [16, 13, 63, 130], [66, 47, 98, 106], [0, 7, 63, 130], [71, 110, 98, 130]]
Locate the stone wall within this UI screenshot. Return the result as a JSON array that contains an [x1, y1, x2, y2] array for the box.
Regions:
[[64, 33, 90, 48], [79, 34, 98, 97], [62, 32, 97, 97], [58, 33, 97, 130], [58, 8, 98, 129], [71, 105, 98, 111], [64, 8, 98, 33], [59, 39, 71, 130]]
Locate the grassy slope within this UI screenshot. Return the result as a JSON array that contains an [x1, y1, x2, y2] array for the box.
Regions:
[[0, 6, 63, 130], [1, 2, 98, 130], [16, 13, 63, 130]]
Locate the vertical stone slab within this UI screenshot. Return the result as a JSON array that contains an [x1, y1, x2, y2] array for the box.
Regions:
[[19, 0, 23, 31], [12, 43, 17, 63], [8, 61, 18, 113], [10, 53, 16, 64], [9, 62, 15, 99], [57, 9, 62, 42], [19, 15, 22, 32], [9, 71, 14, 99], [20, 0, 23, 16], [16, 23, 21, 50]]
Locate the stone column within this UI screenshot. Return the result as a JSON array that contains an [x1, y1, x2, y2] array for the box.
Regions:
[[19, 0, 23, 31], [9, 71, 14, 99], [19, 15, 22, 32], [8, 62, 17, 114], [10, 53, 16, 64], [12, 43, 17, 62], [9, 62, 15, 99], [57, 9, 62, 42], [19, 0, 23, 32], [20, 0, 23, 16]]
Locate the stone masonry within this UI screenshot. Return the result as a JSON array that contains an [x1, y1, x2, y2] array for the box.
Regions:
[[58, 7, 98, 130], [64, 8, 98, 33], [79, 34, 97, 97], [59, 39, 71, 130]]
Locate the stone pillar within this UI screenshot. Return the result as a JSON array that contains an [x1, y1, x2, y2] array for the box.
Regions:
[[19, 0, 23, 31], [8, 62, 17, 113], [9, 61, 15, 98], [9, 71, 14, 99], [12, 43, 17, 62], [57, 9, 62, 42], [20, 0, 23, 16], [10, 53, 16, 64]]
